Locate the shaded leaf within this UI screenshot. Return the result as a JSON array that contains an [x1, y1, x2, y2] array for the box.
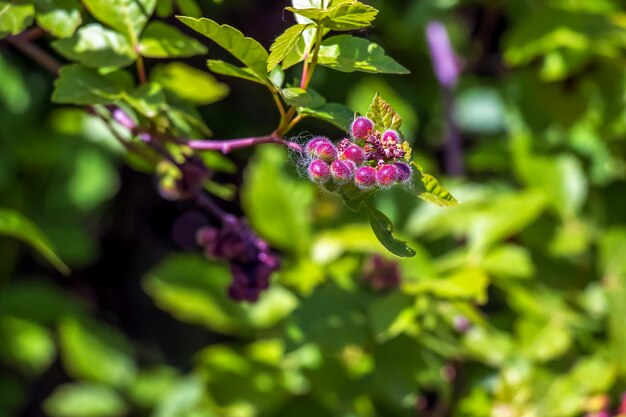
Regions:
[[0, 208, 69, 275], [298, 102, 354, 130], [139, 21, 207, 58], [318, 35, 409, 74], [365, 204, 416, 258], [123, 82, 166, 118], [207, 59, 266, 85], [177, 16, 269, 80], [268, 23, 310, 72], [53, 23, 136, 68], [52, 65, 133, 105]]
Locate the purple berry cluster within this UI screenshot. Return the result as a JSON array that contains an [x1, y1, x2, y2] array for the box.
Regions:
[[196, 216, 280, 302], [305, 116, 412, 191]]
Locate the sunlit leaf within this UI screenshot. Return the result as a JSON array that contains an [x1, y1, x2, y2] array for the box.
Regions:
[[44, 383, 127, 417], [207, 59, 266, 85], [152, 62, 229, 105], [366, 93, 402, 131], [299, 102, 354, 129], [286, 1, 378, 31], [0, 2, 35, 39], [318, 35, 409, 74], [267, 23, 311, 72], [81, 0, 157, 43], [139, 21, 207, 58], [52, 65, 134, 105], [365, 204, 416, 258], [34, 0, 82, 38]]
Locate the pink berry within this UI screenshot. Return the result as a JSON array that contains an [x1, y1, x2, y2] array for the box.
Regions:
[[351, 117, 374, 139], [305, 136, 331, 155], [330, 160, 354, 184], [382, 130, 400, 143], [342, 144, 365, 165], [308, 159, 331, 183], [376, 164, 398, 187], [354, 166, 377, 190], [316, 142, 337, 162], [394, 162, 411, 182]]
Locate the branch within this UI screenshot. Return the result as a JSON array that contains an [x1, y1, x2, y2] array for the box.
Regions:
[[6, 31, 60, 75], [188, 135, 303, 154]]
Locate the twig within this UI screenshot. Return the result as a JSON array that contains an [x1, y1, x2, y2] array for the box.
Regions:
[[188, 135, 302, 154], [6, 35, 60, 75]]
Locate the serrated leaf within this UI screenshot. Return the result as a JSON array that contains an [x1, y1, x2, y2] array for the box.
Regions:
[[152, 62, 229, 105], [267, 23, 310, 72], [411, 163, 459, 207], [365, 204, 416, 258], [52, 65, 133, 105], [139, 21, 207, 58], [0, 2, 35, 39], [52, 24, 136, 68], [0, 208, 69, 276], [81, 0, 157, 43], [177, 16, 269, 80], [299, 102, 354, 129], [123, 82, 166, 118], [286, 1, 378, 31], [207, 59, 266, 85], [34, 0, 82, 38], [282, 25, 317, 70], [366, 93, 402, 131], [318, 35, 409, 74]]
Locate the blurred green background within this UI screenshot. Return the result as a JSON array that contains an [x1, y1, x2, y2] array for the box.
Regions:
[[3, 0, 626, 416]]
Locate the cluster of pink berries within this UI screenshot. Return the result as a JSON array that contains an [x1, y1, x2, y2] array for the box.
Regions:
[[305, 116, 412, 191]]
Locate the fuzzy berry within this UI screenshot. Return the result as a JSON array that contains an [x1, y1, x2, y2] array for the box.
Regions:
[[305, 136, 331, 155], [331, 160, 354, 184], [394, 162, 412, 182], [351, 117, 374, 139], [376, 164, 398, 187], [342, 144, 365, 165], [382, 130, 400, 144], [316, 142, 337, 162], [354, 166, 377, 190], [308, 159, 331, 183]]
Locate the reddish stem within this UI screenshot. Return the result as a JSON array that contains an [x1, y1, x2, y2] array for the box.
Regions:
[[188, 135, 302, 154]]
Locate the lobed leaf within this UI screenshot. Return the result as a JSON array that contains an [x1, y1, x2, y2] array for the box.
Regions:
[[52, 24, 136, 68], [34, 0, 82, 38], [177, 16, 269, 80], [0, 208, 69, 276], [267, 23, 311, 72], [52, 65, 134, 105], [81, 0, 157, 43], [318, 35, 409, 74], [0, 2, 35, 39], [139, 21, 207, 58], [365, 204, 416, 258], [366, 93, 402, 131]]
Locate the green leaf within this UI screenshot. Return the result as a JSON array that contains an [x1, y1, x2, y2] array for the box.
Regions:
[[139, 21, 207, 58], [44, 383, 127, 417], [58, 316, 137, 387], [416, 174, 460, 207], [0, 2, 35, 39], [177, 16, 269, 80], [152, 62, 229, 105], [299, 102, 354, 129], [207, 59, 266, 85], [366, 93, 402, 131], [242, 147, 314, 255], [286, 1, 378, 31], [365, 204, 416, 258], [281, 87, 317, 107], [0, 208, 69, 275], [34, 0, 82, 38], [81, 0, 157, 42], [318, 35, 409, 74], [143, 254, 298, 335], [52, 24, 136, 68], [0, 316, 56, 375], [123, 82, 166, 118], [176, 0, 201, 17], [267, 23, 311, 72], [53, 65, 133, 105], [282, 26, 317, 70]]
